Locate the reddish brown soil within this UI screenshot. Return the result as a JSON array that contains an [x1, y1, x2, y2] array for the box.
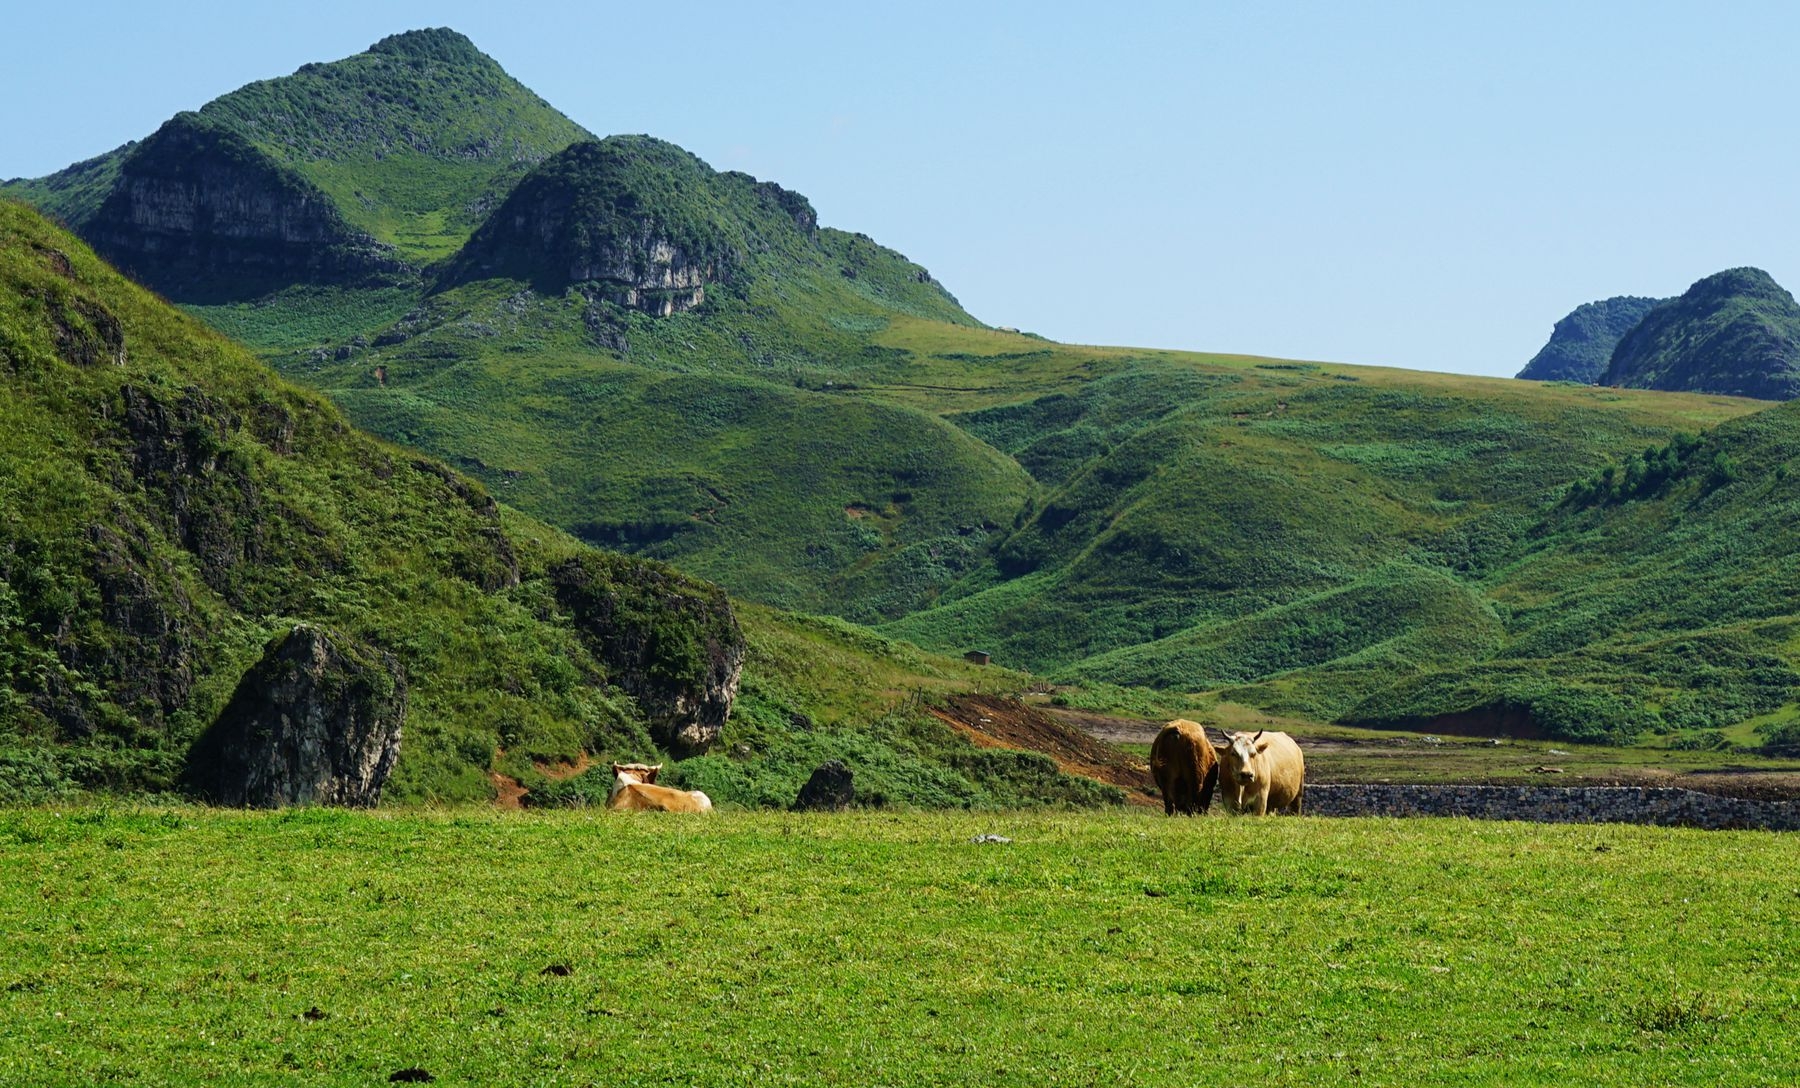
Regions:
[[930, 694, 1159, 805], [489, 752, 598, 808], [489, 772, 527, 809]]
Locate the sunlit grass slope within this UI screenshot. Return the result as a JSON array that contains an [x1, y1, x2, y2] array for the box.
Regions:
[[1, 198, 1125, 810], [3, 807, 1796, 1087]]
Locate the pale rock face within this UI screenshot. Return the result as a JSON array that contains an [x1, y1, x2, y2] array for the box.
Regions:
[[84, 115, 404, 294]]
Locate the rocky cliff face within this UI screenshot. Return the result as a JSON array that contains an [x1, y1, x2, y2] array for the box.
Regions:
[[1602, 268, 1800, 400], [444, 136, 823, 316], [550, 552, 744, 756], [186, 624, 406, 806], [1517, 295, 1662, 383], [83, 114, 404, 300]]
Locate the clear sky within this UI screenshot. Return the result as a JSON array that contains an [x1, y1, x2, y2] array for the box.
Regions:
[[5, 1, 1797, 377]]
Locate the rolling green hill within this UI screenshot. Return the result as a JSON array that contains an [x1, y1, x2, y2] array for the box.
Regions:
[[1602, 268, 1800, 400], [1517, 295, 1662, 383], [0, 200, 1118, 810], [13, 29, 1800, 752]]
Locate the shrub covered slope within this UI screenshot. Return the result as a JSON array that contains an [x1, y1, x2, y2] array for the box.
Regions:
[[0, 201, 1114, 808]]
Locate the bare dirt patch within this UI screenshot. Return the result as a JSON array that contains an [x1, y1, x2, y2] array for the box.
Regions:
[[930, 694, 1158, 805], [489, 772, 527, 809]]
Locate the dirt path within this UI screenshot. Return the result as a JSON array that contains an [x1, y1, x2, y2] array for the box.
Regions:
[[929, 694, 1159, 805]]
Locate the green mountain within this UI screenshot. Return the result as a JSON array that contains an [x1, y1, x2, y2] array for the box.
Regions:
[[15, 29, 1800, 751], [4, 28, 590, 299], [1517, 295, 1662, 383], [1601, 268, 1800, 400]]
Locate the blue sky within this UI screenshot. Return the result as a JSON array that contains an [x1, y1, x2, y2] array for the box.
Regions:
[[5, 1, 1797, 377]]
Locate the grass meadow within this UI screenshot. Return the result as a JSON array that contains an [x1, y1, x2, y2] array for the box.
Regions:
[[3, 806, 1796, 1086]]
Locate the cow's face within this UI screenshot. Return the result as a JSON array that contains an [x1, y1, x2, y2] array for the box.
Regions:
[[1224, 731, 1268, 783]]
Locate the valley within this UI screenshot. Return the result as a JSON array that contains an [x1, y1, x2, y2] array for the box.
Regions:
[[7, 26, 1800, 807]]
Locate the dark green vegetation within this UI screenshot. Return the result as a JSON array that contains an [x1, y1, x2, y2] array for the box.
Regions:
[[1, 201, 1118, 811], [1602, 268, 1800, 400], [1516, 295, 1661, 383], [5, 807, 1798, 1086], [13, 28, 1800, 755]]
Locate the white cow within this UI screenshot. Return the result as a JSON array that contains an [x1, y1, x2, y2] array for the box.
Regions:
[[1216, 731, 1305, 815]]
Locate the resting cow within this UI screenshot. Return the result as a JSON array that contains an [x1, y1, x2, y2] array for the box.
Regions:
[[1216, 730, 1305, 815], [1149, 719, 1220, 816], [606, 762, 714, 813]]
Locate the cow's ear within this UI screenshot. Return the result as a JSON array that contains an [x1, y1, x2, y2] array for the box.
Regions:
[[611, 763, 623, 774], [1255, 739, 1271, 753], [647, 764, 664, 782]]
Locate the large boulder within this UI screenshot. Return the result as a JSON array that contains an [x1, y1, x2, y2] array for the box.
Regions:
[[794, 760, 855, 811], [185, 624, 406, 806], [550, 552, 744, 756]]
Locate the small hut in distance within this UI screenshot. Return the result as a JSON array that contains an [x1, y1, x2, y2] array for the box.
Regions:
[[963, 650, 991, 666]]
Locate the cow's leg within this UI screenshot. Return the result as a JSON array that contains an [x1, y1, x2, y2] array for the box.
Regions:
[[1198, 763, 1218, 814], [1254, 791, 1269, 816]]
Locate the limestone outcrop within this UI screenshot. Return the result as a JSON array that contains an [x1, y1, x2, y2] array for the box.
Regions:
[[84, 114, 403, 299], [550, 552, 744, 756], [186, 624, 407, 807]]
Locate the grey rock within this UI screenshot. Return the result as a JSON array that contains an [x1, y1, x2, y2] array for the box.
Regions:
[[794, 760, 854, 811], [186, 624, 406, 807]]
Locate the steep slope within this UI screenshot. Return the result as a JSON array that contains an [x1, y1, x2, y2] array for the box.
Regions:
[[1517, 295, 1661, 383], [4, 28, 590, 299], [1602, 268, 1800, 400], [0, 200, 741, 801]]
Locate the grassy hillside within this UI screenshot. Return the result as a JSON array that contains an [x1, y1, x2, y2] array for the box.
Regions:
[[5, 807, 1797, 1086], [14, 30, 1798, 751], [1, 199, 1123, 811], [0, 199, 700, 801]]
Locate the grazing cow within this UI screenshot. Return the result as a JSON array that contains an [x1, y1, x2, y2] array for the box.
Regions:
[[606, 762, 714, 813], [1149, 719, 1220, 816], [1216, 730, 1305, 815]]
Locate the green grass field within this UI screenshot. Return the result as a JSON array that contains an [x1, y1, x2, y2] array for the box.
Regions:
[[4, 807, 1795, 1086]]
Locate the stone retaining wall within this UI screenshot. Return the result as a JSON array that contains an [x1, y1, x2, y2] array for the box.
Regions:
[[1304, 784, 1799, 831]]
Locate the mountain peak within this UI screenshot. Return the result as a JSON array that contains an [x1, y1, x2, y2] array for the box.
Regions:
[[1682, 266, 1789, 305], [367, 27, 487, 65], [1602, 267, 1800, 400]]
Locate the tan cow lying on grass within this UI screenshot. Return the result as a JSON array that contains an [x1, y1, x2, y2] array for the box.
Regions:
[[606, 763, 714, 813], [1217, 730, 1305, 815]]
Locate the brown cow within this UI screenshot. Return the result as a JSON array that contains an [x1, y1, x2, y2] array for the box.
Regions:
[[1149, 719, 1219, 816], [606, 763, 714, 813], [1216, 730, 1305, 815]]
